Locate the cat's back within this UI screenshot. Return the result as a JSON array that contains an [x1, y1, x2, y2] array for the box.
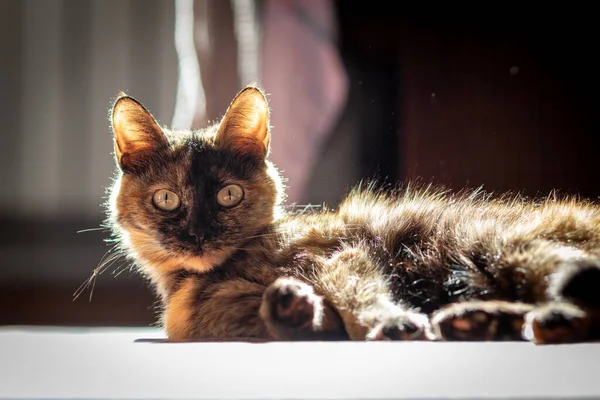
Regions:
[[336, 183, 600, 249], [229, 184, 600, 284]]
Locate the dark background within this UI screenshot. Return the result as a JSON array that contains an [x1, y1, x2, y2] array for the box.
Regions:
[[1, 1, 598, 327]]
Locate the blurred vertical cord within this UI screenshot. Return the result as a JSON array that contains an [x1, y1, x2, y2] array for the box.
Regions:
[[172, 0, 204, 130], [231, 0, 261, 87]]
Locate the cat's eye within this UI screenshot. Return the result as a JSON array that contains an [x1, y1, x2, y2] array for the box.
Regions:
[[153, 189, 181, 211], [217, 184, 244, 207]]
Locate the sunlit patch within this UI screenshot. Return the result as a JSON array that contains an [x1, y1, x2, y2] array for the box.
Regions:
[[164, 277, 197, 340], [183, 249, 234, 273]]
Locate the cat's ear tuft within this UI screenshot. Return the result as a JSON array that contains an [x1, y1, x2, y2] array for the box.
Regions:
[[215, 85, 271, 159], [111, 93, 167, 172]]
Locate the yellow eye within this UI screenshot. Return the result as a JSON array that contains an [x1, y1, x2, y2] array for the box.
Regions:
[[217, 184, 244, 207], [153, 189, 181, 211]]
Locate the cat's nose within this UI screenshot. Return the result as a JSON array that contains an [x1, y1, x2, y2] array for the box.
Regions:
[[187, 228, 204, 243]]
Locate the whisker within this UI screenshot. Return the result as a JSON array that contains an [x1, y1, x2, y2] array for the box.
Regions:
[[73, 268, 101, 302], [76, 227, 109, 234], [95, 244, 118, 269], [112, 261, 133, 278], [285, 203, 323, 213], [73, 245, 126, 302], [73, 276, 94, 301], [237, 222, 365, 242], [89, 275, 97, 302], [240, 232, 279, 240], [99, 253, 122, 274], [112, 264, 129, 278]]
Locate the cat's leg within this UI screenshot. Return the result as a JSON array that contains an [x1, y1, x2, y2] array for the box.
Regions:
[[431, 300, 534, 341], [259, 276, 348, 340], [434, 247, 600, 343], [313, 243, 431, 341], [362, 296, 432, 341], [523, 302, 592, 344], [166, 273, 345, 341], [430, 299, 591, 344], [524, 254, 600, 344], [164, 274, 272, 341], [429, 244, 576, 342]]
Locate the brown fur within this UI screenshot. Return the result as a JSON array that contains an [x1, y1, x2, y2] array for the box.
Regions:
[[103, 84, 600, 343]]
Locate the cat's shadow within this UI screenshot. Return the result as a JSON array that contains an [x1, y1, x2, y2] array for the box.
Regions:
[[134, 337, 272, 344]]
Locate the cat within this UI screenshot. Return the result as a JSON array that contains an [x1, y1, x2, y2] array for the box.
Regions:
[[104, 83, 600, 344]]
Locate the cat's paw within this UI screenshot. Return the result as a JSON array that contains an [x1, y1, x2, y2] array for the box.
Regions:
[[366, 312, 431, 341], [260, 277, 322, 332], [431, 301, 534, 341], [523, 302, 591, 344]]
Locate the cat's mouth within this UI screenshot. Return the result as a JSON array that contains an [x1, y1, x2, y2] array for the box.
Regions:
[[179, 242, 208, 257], [178, 231, 212, 253]]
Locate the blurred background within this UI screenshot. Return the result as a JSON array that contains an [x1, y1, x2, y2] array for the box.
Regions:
[[0, 0, 598, 327]]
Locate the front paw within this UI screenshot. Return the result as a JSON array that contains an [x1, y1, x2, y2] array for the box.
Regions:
[[523, 302, 590, 344], [431, 301, 533, 341], [366, 311, 431, 341], [260, 277, 324, 339], [264, 277, 319, 328]]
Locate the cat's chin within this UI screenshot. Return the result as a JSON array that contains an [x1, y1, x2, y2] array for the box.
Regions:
[[182, 249, 234, 273]]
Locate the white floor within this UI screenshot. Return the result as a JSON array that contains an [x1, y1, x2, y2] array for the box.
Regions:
[[1, 326, 599, 400]]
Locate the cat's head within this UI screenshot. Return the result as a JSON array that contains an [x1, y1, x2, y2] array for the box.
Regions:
[[106, 85, 285, 283]]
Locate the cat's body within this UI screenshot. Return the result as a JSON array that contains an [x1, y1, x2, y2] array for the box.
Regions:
[[105, 85, 600, 344]]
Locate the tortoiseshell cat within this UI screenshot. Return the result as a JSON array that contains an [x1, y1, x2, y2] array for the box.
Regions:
[[105, 84, 600, 344]]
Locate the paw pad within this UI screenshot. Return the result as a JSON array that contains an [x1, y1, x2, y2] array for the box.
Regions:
[[265, 278, 317, 329], [432, 302, 530, 341], [524, 303, 590, 344], [368, 313, 430, 341]]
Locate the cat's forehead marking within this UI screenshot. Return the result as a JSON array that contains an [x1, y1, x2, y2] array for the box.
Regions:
[[187, 141, 255, 184]]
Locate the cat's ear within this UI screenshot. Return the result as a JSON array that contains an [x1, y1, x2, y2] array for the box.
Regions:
[[110, 92, 167, 172], [215, 85, 270, 159]]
